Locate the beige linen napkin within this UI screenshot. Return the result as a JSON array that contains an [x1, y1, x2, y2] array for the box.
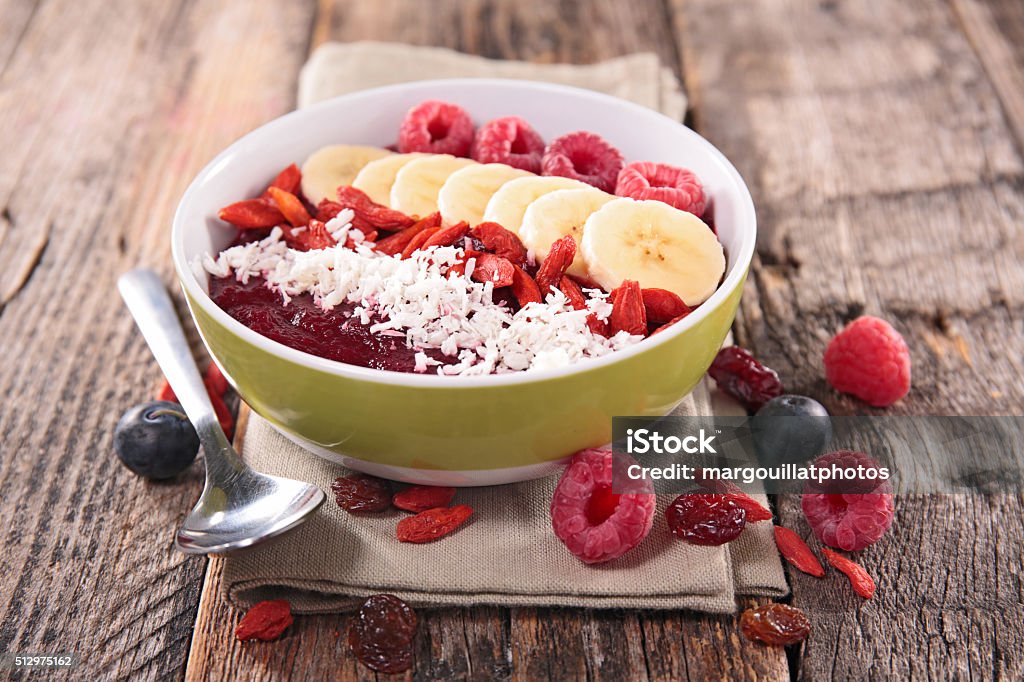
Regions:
[[222, 42, 787, 614]]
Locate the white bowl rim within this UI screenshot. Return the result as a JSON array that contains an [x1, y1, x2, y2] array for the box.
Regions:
[[172, 78, 756, 388]]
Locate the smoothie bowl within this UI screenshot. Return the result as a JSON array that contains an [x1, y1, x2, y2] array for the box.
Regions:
[[171, 79, 756, 485]]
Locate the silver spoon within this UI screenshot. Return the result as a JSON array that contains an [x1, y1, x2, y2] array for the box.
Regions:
[[118, 268, 325, 554]]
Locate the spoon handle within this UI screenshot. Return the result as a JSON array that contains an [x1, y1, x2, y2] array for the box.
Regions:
[[117, 269, 241, 472]]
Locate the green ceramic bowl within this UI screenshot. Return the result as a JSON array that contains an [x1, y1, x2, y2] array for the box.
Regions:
[[172, 79, 756, 485]]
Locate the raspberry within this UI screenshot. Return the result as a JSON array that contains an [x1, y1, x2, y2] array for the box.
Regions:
[[397, 100, 475, 156], [708, 346, 784, 412], [823, 315, 911, 407], [471, 116, 545, 172], [615, 161, 707, 216], [541, 131, 624, 192], [802, 451, 894, 551], [550, 449, 656, 564], [665, 493, 746, 545]]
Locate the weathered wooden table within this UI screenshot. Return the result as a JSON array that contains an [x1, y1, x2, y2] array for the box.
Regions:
[[2, 0, 1022, 679]]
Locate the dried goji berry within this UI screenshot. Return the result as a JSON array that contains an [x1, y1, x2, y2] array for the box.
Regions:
[[609, 280, 647, 336], [266, 187, 311, 227], [558, 276, 587, 309], [511, 264, 543, 306], [156, 375, 233, 437], [285, 219, 336, 252], [773, 525, 825, 577], [204, 362, 229, 396], [265, 163, 302, 196], [421, 221, 470, 248], [534, 235, 576, 293], [400, 226, 440, 259], [392, 485, 457, 513], [156, 379, 177, 402], [332, 474, 392, 513], [651, 312, 690, 334], [821, 548, 876, 599], [641, 288, 691, 324], [470, 253, 515, 287], [470, 221, 528, 266], [315, 198, 345, 222], [396, 505, 473, 543], [235, 599, 293, 642], [218, 199, 284, 229], [740, 603, 810, 645], [348, 594, 417, 673], [375, 212, 442, 255], [336, 186, 415, 231]]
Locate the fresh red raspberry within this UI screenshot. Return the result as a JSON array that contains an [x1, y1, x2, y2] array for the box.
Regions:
[[824, 316, 911, 407], [541, 131, 624, 192], [397, 100, 475, 156], [802, 450, 894, 551], [615, 161, 707, 216], [471, 116, 545, 172], [550, 448, 656, 564]]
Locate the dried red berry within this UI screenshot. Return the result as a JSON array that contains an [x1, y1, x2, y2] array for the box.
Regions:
[[332, 474, 391, 513], [400, 226, 440, 259], [375, 212, 442, 256], [641, 288, 691, 325], [651, 312, 690, 334], [693, 471, 774, 522], [235, 600, 293, 642], [740, 603, 811, 645], [421, 221, 470, 248], [542, 131, 624, 192], [609, 280, 647, 336], [396, 505, 473, 543], [822, 548, 876, 599], [773, 525, 825, 577], [204, 363, 229, 396], [285, 219, 336, 252], [392, 485, 457, 513], [336, 186, 416, 232], [218, 199, 284, 228], [534, 235, 576, 293], [265, 163, 302, 196], [471, 116, 546, 172], [348, 594, 418, 673], [470, 253, 515, 287], [470, 221, 528, 266], [708, 346, 783, 412], [510, 264, 543, 306], [266, 187, 311, 227], [398, 100, 475, 157], [665, 493, 746, 546]]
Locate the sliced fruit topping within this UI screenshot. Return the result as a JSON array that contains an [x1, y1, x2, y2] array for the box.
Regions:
[[773, 525, 826, 577], [352, 153, 425, 207], [708, 346, 784, 413], [824, 315, 911, 407], [300, 144, 391, 205], [665, 493, 747, 546], [437, 163, 532, 226], [615, 161, 707, 216], [550, 448, 656, 564], [390, 154, 477, 218], [482, 175, 590, 236], [802, 451, 894, 551], [398, 100, 475, 156], [580, 198, 725, 306], [114, 400, 199, 479], [396, 505, 474, 543], [541, 131, 624, 192], [740, 603, 811, 645], [821, 548, 876, 598], [520, 187, 613, 280], [471, 115, 546, 172]]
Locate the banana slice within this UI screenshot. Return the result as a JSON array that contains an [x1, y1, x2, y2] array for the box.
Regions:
[[437, 164, 534, 226], [482, 175, 590, 235], [352, 153, 426, 207], [300, 145, 392, 205], [390, 155, 477, 218], [519, 187, 614, 278], [581, 198, 725, 306]]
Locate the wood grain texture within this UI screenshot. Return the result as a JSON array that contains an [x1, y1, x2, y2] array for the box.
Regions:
[[672, 0, 1024, 678], [0, 0, 316, 680]]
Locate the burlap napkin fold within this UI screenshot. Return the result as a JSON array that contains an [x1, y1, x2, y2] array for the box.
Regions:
[[221, 42, 787, 614]]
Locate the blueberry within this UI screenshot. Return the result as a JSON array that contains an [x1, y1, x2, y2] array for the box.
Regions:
[[114, 400, 200, 479], [751, 395, 832, 466]]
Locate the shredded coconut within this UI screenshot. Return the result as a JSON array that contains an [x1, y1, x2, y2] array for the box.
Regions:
[[203, 229, 643, 375]]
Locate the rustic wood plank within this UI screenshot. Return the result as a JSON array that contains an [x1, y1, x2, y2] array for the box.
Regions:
[[183, 1, 788, 680], [671, 0, 1024, 678], [0, 1, 317, 680]]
